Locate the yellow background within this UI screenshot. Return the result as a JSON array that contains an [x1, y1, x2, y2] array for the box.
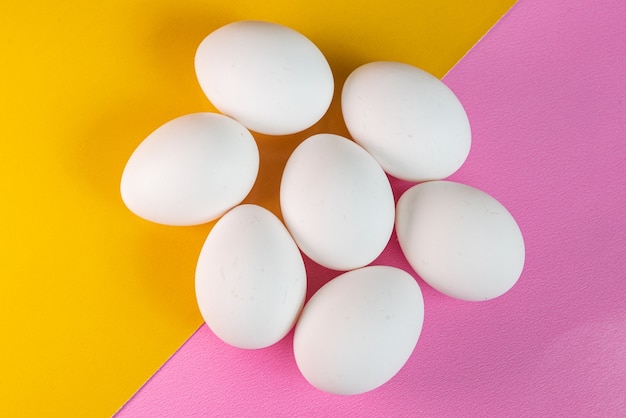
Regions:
[[0, 1, 514, 416]]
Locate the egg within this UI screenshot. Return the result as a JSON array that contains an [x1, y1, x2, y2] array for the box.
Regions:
[[195, 20, 334, 135], [120, 113, 259, 226], [395, 181, 525, 301], [280, 133, 395, 271], [341, 61, 471, 182], [195, 204, 307, 349], [293, 265, 424, 395]]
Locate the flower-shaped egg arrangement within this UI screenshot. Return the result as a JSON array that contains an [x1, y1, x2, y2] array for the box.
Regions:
[[120, 20, 525, 395]]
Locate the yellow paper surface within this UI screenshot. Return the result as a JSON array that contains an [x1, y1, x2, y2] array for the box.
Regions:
[[0, 1, 515, 416]]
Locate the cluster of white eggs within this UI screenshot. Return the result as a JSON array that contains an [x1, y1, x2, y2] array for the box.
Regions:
[[120, 20, 525, 395]]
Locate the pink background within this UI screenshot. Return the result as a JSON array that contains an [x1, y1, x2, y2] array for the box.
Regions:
[[117, 0, 626, 416]]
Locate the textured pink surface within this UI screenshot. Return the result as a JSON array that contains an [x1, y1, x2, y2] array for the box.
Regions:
[[116, 0, 626, 416]]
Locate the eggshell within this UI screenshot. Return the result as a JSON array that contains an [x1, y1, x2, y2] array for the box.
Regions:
[[120, 113, 259, 226], [280, 133, 395, 271], [341, 61, 471, 181], [395, 181, 525, 301], [195, 204, 306, 349], [293, 266, 424, 395], [195, 20, 334, 135]]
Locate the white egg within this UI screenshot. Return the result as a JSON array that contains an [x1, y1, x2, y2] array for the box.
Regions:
[[395, 181, 525, 301], [280, 133, 395, 271], [341, 61, 471, 182], [294, 266, 424, 395], [120, 113, 259, 226], [195, 20, 334, 135], [195, 204, 307, 349]]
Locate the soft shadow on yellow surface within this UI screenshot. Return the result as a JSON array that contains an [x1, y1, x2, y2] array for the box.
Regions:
[[0, 1, 514, 416]]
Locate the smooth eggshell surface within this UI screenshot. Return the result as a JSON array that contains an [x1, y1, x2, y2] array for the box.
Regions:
[[280, 134, 395, 271], [395, 181, 525, 301], [293, 266, 424, 395], [195, 204, 306, 349], [195, 20, 334, 135], [120, 113, 259, 226], [341, 61, 471, 181]]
